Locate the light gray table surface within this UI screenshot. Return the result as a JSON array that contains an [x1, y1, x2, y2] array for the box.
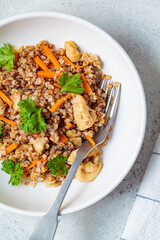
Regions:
[[0, 0, 160, 239]]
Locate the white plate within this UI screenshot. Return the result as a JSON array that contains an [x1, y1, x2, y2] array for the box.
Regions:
[[0, 12, 146, 216]]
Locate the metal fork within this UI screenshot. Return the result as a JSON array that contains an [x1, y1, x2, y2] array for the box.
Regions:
[[29, 80, 121, 240]]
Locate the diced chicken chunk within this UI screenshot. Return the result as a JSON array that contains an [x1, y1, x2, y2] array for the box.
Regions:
[[68, 146, 102, 182], [69, 137, 82, 148], [0, 144, 6, 159], [33, 137, 49, 154], [66, 129, 81, 138], [64, 41, 81, 62], [0, 98, 6, 115], [72, 95, 97, 130], [15, 144, 31, 154], [76, 161, 102, 182], [87, 147, 102, 158], [10, 89, 22, 111], [68, 149, 79, 165], [12, 45, 23, 54]]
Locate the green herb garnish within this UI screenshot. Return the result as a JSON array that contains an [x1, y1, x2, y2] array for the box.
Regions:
[[58, 72, 84, 94], [18, 97, 47, 134], [0, 43, 15, 70], [1, 159, 24, 186], [48, 155, 68, 176], [0, 125, 2, 135]]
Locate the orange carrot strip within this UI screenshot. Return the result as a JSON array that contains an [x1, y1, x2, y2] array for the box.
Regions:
[[49, 93, 71, 113], [43, 45, 61, 70], [0, 116, 17, 127], [38, 158, 48, 162], [62, 56, 83, 68], [14, 52, 19, 64], [24, 160, 37, 171], [0, 90, 13, 107], [34, 56, 49, 71], [59, 133, 68, 143], [22, 171, 27, 179], [53, 83, 61, 89], [66, 122, 74, 129], [37, 71, 62, 79], [37, 71, 57, 78], [81, 74, 92, 94], [85, 131, 95, 146], [48, 63, 55, 69], [6, 143, 18, 154]]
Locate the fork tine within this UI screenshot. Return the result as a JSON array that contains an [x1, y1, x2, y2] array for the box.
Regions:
[[105, 86, 114, 116], [101, 79, 106, 89], [105, 81, 111, 95], [110, 83, 121, 119]]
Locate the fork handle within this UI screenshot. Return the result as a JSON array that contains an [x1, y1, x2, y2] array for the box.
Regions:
[[29, 150, 90, 240]]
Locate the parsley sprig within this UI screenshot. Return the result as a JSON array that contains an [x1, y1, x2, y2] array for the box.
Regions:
[[1, 159, 24, 186], [18, 97, 47, 134], [0, 43, 15, 70], [58, 72, 84, 94], [48, 155, 68, 176], [0, 125, 2, 135]]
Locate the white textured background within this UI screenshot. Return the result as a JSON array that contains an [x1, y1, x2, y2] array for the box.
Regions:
[[0, 0, 160, 239]]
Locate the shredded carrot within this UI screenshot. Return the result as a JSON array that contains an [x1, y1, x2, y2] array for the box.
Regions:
[[66, 122, 74, 129], [59, 133, 68, 143], [62, 56, 83, 68], [81, 74, 92, 94], [24, 160, 37, 171], [22, 171, 27, 179], [37, 71, 62, 79], [14, 52, 19, 64], [49, 93, 71, 113], [85, 130, 95, 146], [53, 83, 61, 89], [48, 63, 55, 69], [23, 159, 47, 175], [38, 158, 48, 162], [0, 116, 17, 127], [34, 56, 49, 71], [0, 90, 13, 107], [43, 45, 61, 70], [6, 143, 18, 154]]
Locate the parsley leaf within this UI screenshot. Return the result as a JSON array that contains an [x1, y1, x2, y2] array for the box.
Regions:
[[18, 97, 47, 134], [1, 159, 24, 186], [48, 155, 68, 176], [58, 72, 84, 94], [0, 125, 2, 135], [0, 43, 15, 70]]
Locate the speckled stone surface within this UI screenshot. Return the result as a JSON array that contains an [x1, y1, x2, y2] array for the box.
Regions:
[[0, 1, 160, 239]]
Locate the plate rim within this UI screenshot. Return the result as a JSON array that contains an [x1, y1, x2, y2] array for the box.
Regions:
[[0, 12, 147, 216]]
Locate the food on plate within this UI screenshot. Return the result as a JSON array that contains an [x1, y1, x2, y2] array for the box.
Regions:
[[0, 40, 113, 187]]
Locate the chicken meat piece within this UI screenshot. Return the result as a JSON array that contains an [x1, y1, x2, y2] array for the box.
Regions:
[[69, 137, 82, 148], [76, 161, 102, 182], [72, 95, 97, 131], [10, 89, 22, 111], [0, 98, 6, 116], [64, 41, 81, 62], [0, 144, 6, 159], [68, 149, 79, 165], [15, 144, 31, 154], [33, 137, 49, 154]]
